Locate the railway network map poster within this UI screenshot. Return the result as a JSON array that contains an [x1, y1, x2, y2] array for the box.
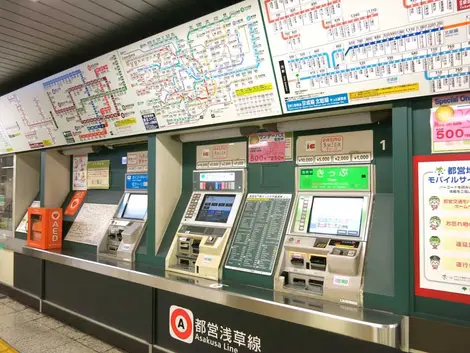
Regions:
[[261, 0, 470, 113], [0, 0, 281, 154]]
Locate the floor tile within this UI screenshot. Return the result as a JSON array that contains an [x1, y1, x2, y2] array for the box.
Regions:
[[107, 349, 127, 353], [0, 305, 16, 317], [34, 316, 64, 330], [47, 341, 95, 353], [77, 335, 113, 353], [13, 330, 72, 353], [4, 302, 26, 312], [0, 311, 37, 330], [20, 308, 43, 321], [0, 298, 13, 305], [0, 320, 50, 346], [54, 324, 87, 340]]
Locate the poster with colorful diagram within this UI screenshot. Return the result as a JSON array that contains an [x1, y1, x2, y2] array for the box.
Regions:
[[415, 154, 470, 304]]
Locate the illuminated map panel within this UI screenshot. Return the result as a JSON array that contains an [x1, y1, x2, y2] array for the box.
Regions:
[[119, 0, 281, 130], [262, 0, 470, 113], [0, 0, 280, 153]]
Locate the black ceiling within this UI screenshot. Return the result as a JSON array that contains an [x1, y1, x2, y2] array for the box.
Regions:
[[0, 0, 243, 96]]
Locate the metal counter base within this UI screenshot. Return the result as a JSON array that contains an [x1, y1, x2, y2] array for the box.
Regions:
[[2, 238, 407, 353]]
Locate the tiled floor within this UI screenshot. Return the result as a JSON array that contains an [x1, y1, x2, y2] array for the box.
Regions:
[[0, 295, 127, 353]]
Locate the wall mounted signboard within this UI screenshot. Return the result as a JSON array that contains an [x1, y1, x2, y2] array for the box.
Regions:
[[431, 92, 470, 153], [414, 154, 470, 304], [0, 0, 281, 154], [1, 1, 470, 155], [261, 0, 470, 113]]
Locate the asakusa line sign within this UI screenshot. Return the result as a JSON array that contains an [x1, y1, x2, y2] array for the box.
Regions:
[[169, 306, 262, 352]]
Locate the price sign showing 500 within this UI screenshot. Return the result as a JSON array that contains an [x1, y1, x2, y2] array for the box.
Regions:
[[250, 154, 284, 163], [435, 127, 467, 142]]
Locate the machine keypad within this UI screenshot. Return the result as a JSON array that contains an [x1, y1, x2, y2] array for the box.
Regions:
[[299, 198, 309, 231], [185, 193, 201, 218]]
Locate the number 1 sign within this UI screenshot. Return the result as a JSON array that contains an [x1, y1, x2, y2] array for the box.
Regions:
[[431, 93, 470, 153]]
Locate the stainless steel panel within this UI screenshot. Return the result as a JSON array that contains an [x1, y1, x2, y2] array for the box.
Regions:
[[38, 0, 118, 29], [0, 65, 23, 75], [10, 0, 107, 34], [0, 8, 80, 43], [0, 1, 91, 39], [0, 41, 49, 59], [117, 0, 161, 13], [0, 18, 72, 47], [0, 53, 39, 66], [4, 239, 405, 350], [140, 0, 173, 9], [0, 59, 31, 71], [63, 0, 131, 24], [0, 31, 60, 54], [88, 0, 142, 19]]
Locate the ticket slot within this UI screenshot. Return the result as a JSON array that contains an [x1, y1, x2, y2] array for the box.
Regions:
[[310, 255, 327, 271], [290, 253, 305, 266]]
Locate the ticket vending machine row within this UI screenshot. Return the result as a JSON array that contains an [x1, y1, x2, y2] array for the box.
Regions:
[[98, 176, 148, 262], [275, 164, 375, 306], [166, 169, 246, 281]]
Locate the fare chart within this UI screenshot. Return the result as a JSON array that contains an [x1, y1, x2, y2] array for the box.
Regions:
[[1, 0, 470, 154], [0, 0, 281, 154], [261, 0, 470, 113]]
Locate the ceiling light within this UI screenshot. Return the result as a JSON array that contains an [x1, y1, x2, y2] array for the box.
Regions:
[[270, 112, 374, 133], [177, 126, 259, 143], [60, 146, 99, 156]]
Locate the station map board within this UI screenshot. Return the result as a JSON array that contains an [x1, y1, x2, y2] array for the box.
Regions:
[[0, 0, 281, 154], [261, 0, 470, 113], [1, 1, 470, 154]]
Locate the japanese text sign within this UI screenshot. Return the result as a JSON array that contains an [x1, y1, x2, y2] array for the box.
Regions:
[[414, 154, 470, 304], [248, 132, 290, 164], [431, 93, 470, 153]]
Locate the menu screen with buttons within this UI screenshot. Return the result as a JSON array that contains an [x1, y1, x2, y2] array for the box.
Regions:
[[196, 195, 236, 223], [308, 197, 363, 237]]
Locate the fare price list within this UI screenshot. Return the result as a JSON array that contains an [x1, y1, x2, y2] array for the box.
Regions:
[[225, 194, 292, 276]]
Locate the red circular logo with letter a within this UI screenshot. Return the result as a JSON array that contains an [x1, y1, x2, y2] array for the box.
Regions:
[[169, 306, 194, 344]]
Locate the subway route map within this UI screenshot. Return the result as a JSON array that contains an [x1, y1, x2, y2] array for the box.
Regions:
[[262, 0, 470, 113], [119, 1, 280, 129], [1, 0, 470, 153], [0, 0, 280, 153]]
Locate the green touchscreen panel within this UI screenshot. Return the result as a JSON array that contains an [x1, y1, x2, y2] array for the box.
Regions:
[[299, 166, 370, 191]]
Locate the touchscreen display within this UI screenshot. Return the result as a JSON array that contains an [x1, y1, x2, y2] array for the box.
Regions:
[[308, 197, 363, 236], [196, 194, 235, 223], [123, 194, 148, 220]]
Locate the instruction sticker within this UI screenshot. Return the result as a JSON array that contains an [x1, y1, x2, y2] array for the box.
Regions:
[[334, 276, 350, 287]]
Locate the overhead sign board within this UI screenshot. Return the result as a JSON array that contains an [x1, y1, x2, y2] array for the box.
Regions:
[[0, 0, 280, 155], [1, 1, 470, 155], [262, 0, 470, 114]]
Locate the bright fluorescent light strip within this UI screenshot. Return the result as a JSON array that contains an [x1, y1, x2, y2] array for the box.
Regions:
[[277, 112, 372, 132], [61, 147, 95, 156], [179, 128, 243, 143]]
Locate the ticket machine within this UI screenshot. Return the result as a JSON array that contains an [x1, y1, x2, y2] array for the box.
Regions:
[[275, 164, 375, 306], [98, 174, 148, 262], [166, 169, 246, 280]]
